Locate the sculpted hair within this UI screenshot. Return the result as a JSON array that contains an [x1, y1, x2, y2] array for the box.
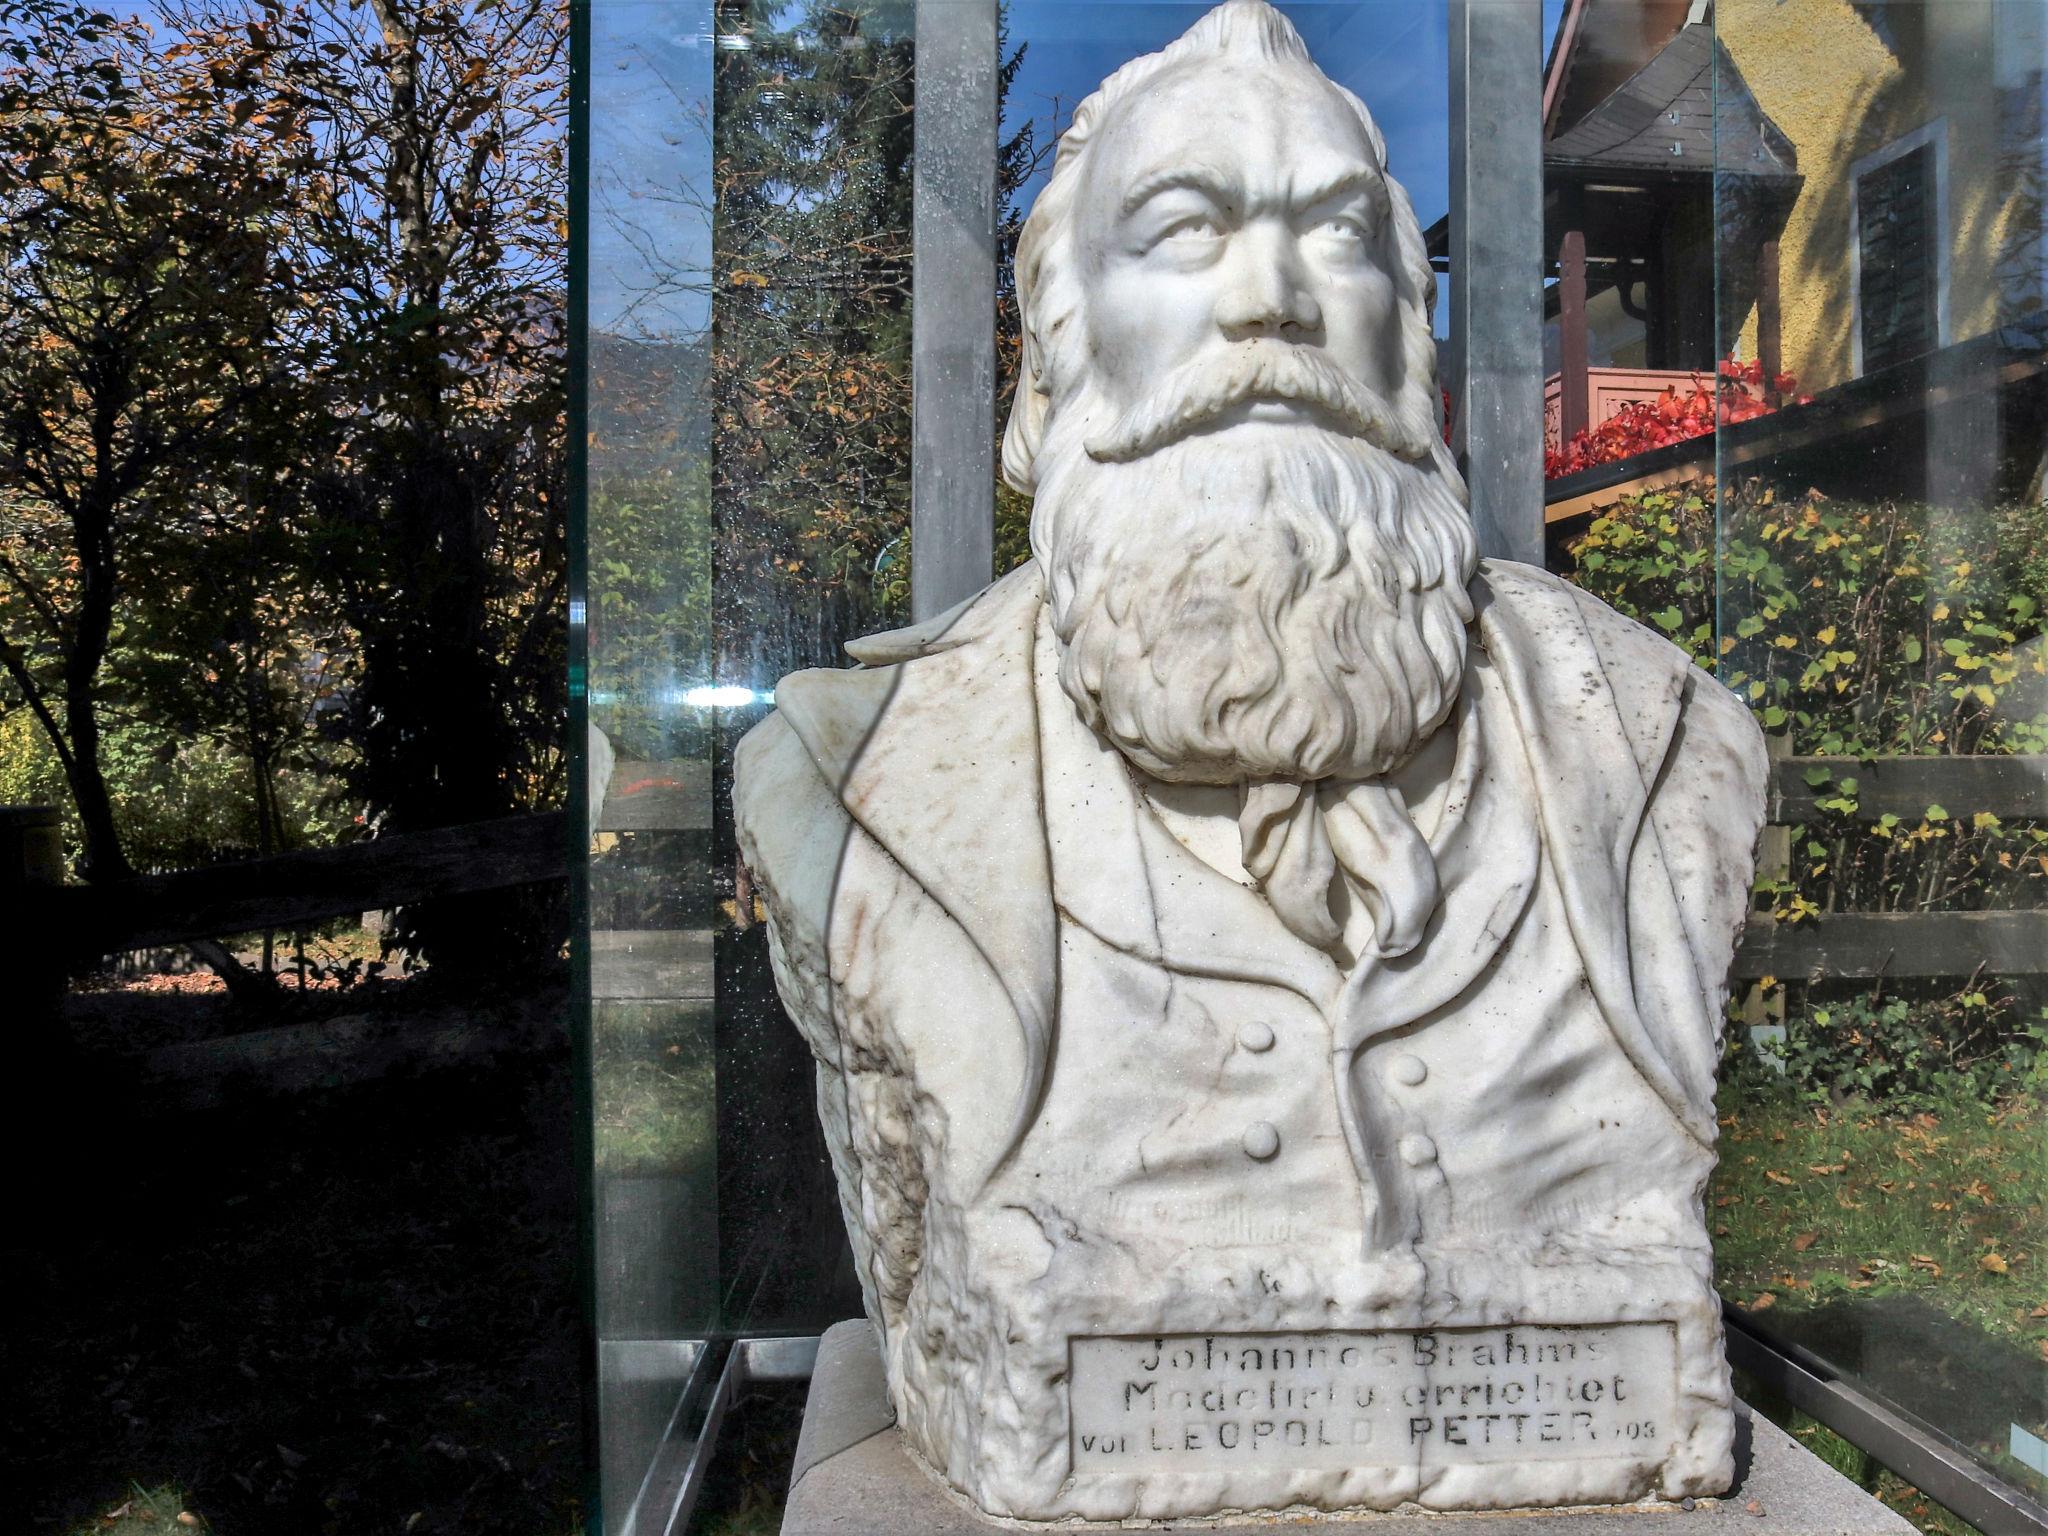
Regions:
[[1000, 0, 1445, 494]]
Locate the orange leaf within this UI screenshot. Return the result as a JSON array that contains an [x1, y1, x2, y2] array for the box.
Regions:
[[1751, 1292, 1778, 1311], [1791, 1232, 1817, 1252], [1981, 1252, 2009, 1275]]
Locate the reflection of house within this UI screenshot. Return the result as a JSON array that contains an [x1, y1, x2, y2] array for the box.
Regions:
[[1540, 0, 1797, 446], [1489, 0, 2048, 530]]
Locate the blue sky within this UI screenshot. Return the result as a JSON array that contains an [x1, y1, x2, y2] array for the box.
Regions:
[[587, 0, 1567, 338]]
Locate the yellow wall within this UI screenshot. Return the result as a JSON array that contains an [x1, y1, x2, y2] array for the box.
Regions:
[[1720, 0, 2019, 393]]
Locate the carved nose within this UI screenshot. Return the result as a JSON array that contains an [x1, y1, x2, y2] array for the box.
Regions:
[[1215, 228, 1322, 338]]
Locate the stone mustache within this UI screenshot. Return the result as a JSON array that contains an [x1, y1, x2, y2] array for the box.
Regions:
[[733, 0, 1767, 1520]]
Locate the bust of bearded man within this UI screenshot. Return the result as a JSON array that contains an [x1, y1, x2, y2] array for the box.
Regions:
[[734, 0, 1767, 1521]]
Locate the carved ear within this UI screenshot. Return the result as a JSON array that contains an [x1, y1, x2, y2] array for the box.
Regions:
[[1000, 322, 1050, 495]]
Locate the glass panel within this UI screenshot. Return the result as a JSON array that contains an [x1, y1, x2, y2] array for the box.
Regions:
[[579, 3, 1455, 1527], [1711, 0, 2048, 1514], [583, 0, 720, 1525]]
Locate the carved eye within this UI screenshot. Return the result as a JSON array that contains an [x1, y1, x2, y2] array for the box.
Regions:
[[1162, 214, 1224, 242], [1316, 215, 1371, 243]]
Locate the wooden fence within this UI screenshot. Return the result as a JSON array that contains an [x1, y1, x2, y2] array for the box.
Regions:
[[50, 811, 571, 962], [1731, 754, 2048, 981], [13, 748, 2046, 985]]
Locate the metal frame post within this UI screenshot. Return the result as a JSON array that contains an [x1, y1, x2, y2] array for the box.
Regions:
[[910, 0, 999, 621], [1448, 0, 1546, 565]]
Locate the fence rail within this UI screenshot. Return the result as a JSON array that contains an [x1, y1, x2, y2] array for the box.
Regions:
[[1731, 753, 2048, 982], [19, 752, 2048, 979], [49, 810, 570, 961]]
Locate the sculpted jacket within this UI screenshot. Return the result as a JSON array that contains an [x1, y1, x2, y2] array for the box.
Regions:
[[733, 556, 1767, 1516]]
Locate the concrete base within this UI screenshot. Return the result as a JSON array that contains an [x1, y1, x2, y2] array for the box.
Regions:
[[782, 1322, 1916, 1535]]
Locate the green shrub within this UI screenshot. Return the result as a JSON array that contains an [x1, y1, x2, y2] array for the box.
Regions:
[[0, 709, 352, 875], [1566, 482, 2048, 1104]]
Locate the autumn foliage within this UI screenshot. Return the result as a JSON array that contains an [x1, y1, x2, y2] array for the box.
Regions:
[[1544, 357, 1810, 479]]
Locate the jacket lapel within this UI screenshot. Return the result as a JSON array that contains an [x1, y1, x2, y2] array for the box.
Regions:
[[1474, 559, 1713, 1145], [772, 565, 1059, 1170]]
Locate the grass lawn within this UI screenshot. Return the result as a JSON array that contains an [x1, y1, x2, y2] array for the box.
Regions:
[[12, 1037, 585, 1534], [1712, 1090, 2048, 1534], [1711, 1092, 2046, 1342]]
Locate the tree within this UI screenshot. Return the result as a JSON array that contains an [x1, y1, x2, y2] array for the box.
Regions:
[[168, 0, 571, 973], [708, 0, 915, 681], [0, 1, 298, 884]]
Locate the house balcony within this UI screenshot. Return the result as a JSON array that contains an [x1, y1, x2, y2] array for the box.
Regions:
[[1543, 366, 1703, 451]]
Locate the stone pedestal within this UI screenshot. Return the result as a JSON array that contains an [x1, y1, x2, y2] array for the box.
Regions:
[[781, 1322, 1916, 1536]]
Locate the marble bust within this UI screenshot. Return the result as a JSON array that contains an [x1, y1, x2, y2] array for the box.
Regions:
[[734, 0, 1767, 1521]]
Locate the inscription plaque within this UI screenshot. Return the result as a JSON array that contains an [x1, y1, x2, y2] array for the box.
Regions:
[[1069, 1324, 1678, 1474]]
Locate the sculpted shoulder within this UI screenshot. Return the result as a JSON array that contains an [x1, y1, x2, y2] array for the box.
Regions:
[[734, 561, 1050, 923], [1478, 558, 1766, 823], [1547, 571, 1769, 845]]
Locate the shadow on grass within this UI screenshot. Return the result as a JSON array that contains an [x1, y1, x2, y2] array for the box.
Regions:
[[8, 1013, 585, 1535]]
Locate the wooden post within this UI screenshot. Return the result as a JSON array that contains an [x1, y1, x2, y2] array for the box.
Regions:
[[2, 805, 67, 1053], [1757, 238, 1782, 401], [1559, 228, 1589, 444]]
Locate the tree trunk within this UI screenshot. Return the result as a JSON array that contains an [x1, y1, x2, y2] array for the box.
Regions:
[[64, 492, 132, 883]]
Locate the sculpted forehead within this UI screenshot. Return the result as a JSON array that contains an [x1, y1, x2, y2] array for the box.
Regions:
[[1080, 57, 1384, 225]]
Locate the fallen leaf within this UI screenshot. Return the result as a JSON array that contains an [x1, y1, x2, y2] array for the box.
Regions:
[[1807, 1163, 1846, 1176], [177, 1517, 200, 1529], [2028, 1304, 2048, 1318], [1931, 1200, 1955, 1212], [1751, 1292, 1778, 1311], [1715, 1194, 1740, 1207], [1981, 1252, 2010, 1275], [1764, 1170, 1797, 1187], [1745, 1498, 1766, 1517], [1909, 1255, 1943, 1277], [1792, 1232, 1818, 1252]]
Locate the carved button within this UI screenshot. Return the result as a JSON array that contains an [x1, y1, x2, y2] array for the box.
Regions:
[[1242, 1121, 1282, 1161], [1237, 1020, 1276, 1053], [1398, 1133, 1437, 1168], [1388, 1053, 1427, 1087]]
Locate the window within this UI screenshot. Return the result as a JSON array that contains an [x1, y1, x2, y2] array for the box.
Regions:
[[1853, 124, 1948, 374]]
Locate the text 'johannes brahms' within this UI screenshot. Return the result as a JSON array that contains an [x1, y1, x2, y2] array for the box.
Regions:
[[1067, 1324, 1677, 1473]]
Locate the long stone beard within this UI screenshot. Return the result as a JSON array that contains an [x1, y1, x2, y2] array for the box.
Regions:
[[1031, 408, 1479, 788]]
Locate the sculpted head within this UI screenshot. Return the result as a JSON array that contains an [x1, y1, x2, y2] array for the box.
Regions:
[[1004, 0, 1479, 786]]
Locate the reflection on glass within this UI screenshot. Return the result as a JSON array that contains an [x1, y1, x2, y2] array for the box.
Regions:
[[586, 0, 719, 1526], [1703, 0, 2048, 1515], [1545, 0, 2047, 1517]]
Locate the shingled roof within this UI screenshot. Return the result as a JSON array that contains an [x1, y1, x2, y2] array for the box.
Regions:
[[1546, 21, 1799, 181]]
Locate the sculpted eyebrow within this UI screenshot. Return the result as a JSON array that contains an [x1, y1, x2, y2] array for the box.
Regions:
[[1119, 164, 1240, 218], [1293, 166, 1384, 212]]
